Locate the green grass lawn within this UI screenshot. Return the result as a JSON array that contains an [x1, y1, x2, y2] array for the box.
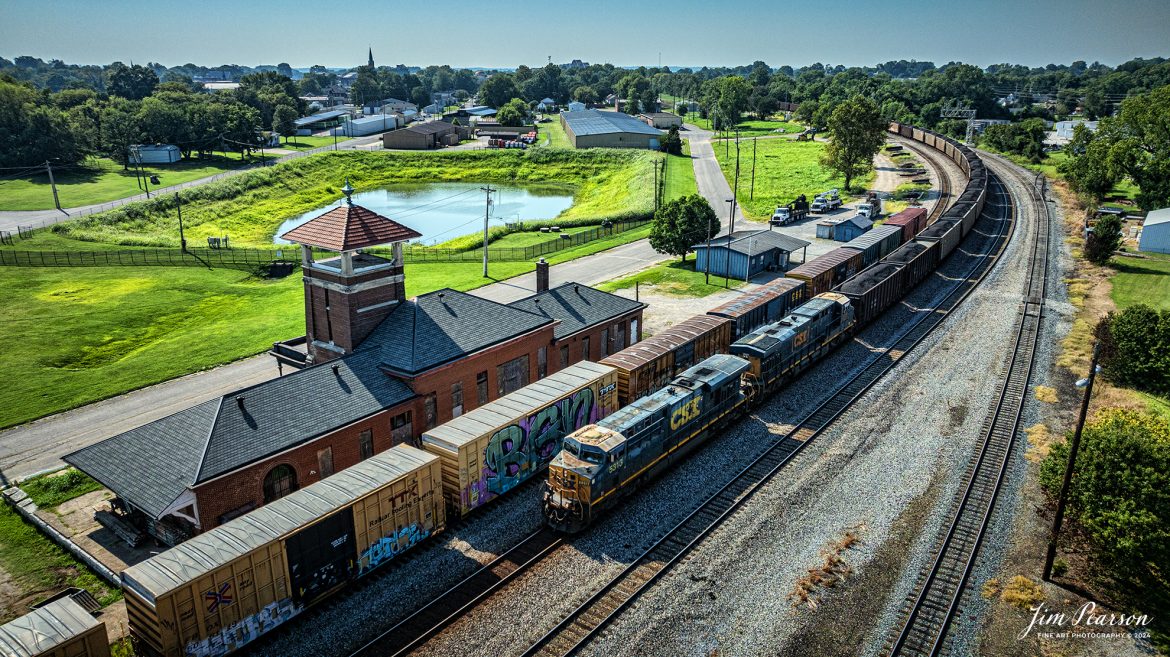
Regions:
[[0, 501, 121, 623], [537, 120, 572, 149], [1110, 251, 1170, 311], [598, 259, 743, 297], [19, 468, 103, 508], [711, 137, 874, 221], [274, 135, 352, 151], [0, 154, 284, 211], [489, 225, 594, 247], [688, 116, 803, 137], [38, 149, 658, 247], [664, 153, 699, 201]]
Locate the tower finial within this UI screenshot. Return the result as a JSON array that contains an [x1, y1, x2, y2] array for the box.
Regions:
[[342, 177, 354, 205]]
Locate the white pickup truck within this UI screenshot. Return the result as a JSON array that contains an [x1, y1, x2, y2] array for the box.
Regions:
[[810, 194, 841, 213]]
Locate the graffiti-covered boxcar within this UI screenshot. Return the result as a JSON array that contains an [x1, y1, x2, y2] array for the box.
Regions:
[[0, 596, 111, 657], [122, 446, 443, 657], [421, 360, 620, 517]]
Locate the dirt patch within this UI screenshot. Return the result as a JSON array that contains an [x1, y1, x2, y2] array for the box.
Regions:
[[611, 282, 749, 337], [0, 562, 23, 621], [1024, 423, 1056, 463]]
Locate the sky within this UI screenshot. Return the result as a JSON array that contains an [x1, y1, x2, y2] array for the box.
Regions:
[[1, 0, 1168, 70]]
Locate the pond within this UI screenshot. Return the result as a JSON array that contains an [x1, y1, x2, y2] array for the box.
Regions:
[[274, 182, 575, 246]]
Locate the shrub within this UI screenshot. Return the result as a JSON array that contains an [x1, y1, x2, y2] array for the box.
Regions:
[[1084, 214, 1122, 265], [1096, 305, 1170, 395]]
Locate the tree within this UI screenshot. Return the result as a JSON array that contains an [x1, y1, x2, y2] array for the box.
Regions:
[[572, 85, 598, 104], [1103, 85, 1170, 209], [1096, 305, 1170, 394], [478, 74, 518, 108], [821, 95, 886, 190], [659, 126, 682, 155], [1040, 408, 1170, 574], [1084, 213, 1123, 265], [649, 195, 719, 262], [106, 62, 158, 100], [981, 118, 1047, 162], [1060, 124, 1120, 202], [495, 98, 528, 126], [273, 104, 298, 145]]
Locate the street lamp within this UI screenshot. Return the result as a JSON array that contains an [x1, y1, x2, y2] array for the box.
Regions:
[[1043, 342, 1102, 581], [175, 192, 187, 253]]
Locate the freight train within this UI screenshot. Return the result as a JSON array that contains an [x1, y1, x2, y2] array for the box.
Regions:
[[121, 123, 987, 657]]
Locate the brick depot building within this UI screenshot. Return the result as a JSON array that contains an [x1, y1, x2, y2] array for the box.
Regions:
[[67, 187, 644, 544]]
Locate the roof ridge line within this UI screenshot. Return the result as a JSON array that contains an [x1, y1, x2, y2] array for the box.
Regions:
[[193, 396, 224, 485]]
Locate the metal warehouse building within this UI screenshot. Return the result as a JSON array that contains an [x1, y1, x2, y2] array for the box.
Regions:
[[694, 229, 811, 281], [1139, 208, 1170, 254], [560, 110, 663, 149]]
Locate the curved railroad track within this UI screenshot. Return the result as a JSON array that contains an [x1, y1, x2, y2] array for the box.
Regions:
[[887, 154, 1050, 657], [889, 135, 962, 224], [518, 171, 1018, 657]]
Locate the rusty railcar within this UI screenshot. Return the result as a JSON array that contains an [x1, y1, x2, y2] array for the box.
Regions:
[[421, 361, 620, 517], [600, 315, 733, 406], [122, 446, 444, 657], [706, 278, 806, 339], [784, 247, 865, 296], [883, 207, 929, 243]]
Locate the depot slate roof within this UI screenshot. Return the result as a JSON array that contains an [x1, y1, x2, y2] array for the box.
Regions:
[[368, 288, 554, 375], [507, 283, 645, 339], [280, 202, 422, 251], [693, 229, 810, 255], [64, 350, 414, 519], [561, 110, 663, 137]]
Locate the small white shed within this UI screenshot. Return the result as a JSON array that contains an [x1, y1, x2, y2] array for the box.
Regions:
[[1139, 208, 1170, 254], [129, 144, 181, 164]]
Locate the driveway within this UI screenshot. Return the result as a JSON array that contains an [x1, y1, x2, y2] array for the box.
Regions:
[[681, 123, 746, 225]]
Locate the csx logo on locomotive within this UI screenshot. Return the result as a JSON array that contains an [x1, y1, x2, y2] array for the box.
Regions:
[[670, 396, 702, 430]]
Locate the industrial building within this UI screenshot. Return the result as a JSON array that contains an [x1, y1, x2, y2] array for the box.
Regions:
[[295, 109, 350, 135], [1139, 208, 1170, 254], [381, 121, 465, 149], [693, 229, 811, 281], [560, 110, 663, 149], [67, 188, 644, 544], [639, 112, 682, 129], [334, 113, 402, 137]]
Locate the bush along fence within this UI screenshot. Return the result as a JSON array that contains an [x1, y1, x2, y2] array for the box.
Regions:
[[0, 218, 650, 270]]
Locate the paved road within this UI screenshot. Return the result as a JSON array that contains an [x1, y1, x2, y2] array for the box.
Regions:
[[0, 135, 384, 232], [682, 123, 746, 224], [0, 129, 740, 480]]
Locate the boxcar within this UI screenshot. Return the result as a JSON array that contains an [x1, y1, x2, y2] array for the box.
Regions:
[[707, 278, 806, 339], [785, 247, 865, 296], [883, 207, 928, 243], [838, 262, 909, 325], [841, 224, 904, 267], [122, 446, 444, 657], [916, 218, 963, 259], [882, 239, 939, 290], [0, 596, 110, 657], [600, 315, 733, 406], [421, 361, 619, 516]]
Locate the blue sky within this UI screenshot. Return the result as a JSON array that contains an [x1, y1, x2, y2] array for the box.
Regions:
[[1, 0, 1167, 69]]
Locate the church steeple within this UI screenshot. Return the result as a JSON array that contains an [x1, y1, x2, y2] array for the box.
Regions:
[[368, 47, 374, 69]]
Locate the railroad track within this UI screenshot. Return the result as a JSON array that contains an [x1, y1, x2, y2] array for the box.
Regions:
[[519, 171, 1018, 657], [890, 135, 960, 223], [887, 155, 1050, 657]]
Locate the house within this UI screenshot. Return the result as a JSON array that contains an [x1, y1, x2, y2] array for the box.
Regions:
[[1139, 208, 1170, 254], [693, 230, 811, 281], [129, 144, 181, 165], [567, 101, 587, 112], [1054, 120, 1099, 140], [639, 112, 682, 129], [833, 215, 873, 242], [66, 188, 644, 544], [382, 121, 464, 149], [443, 106, 497, 123], [560, 110, 663, 149], [537, 97, 557, 112], [377, 97, 418, 113]]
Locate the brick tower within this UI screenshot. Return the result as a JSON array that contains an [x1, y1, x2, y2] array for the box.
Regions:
[[280, 179, 422, 364]]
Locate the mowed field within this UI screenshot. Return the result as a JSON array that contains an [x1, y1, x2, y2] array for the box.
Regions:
[[710, 137, 873, 221], [1111, 251, 1170, 311]]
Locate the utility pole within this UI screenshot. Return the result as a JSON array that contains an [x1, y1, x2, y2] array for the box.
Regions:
[[481, 185, 495, 277], [44, 161, 62, 213], [653, 163, 658, 212], [176, 192, 187, 253], [1044, 342, 1101, 580]]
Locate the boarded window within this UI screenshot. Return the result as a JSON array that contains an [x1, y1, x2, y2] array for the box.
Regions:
[[614, 322, 625, 351], [390, 411, 412, 444], [476, 371, 488, 405], [359, 429, 374, 460], [583, 336, 590, 360], [497, 355, 530, 396], [537, 347, 547, 379], [263, 464, 297, 503], [317, 447, 334, 478], [424, 394, 437, 430], [452, 382, 464, 418], [601, 328, 609, 357], [560, 345, 569, 368]]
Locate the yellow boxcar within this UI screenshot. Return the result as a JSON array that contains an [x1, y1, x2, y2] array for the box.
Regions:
[[122, 445, 443, 657], [422, 361, 619, 516]]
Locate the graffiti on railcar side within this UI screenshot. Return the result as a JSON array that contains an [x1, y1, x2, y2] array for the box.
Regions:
[[469, 386, 605, 507], [356, 523, 430, 576], [184, 598, 302, 657]]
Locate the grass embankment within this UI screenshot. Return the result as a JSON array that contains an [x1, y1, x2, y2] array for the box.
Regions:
[[537, 120, 572, 148], [1111, 251, 1170, 311], [0, 154, 283, 212], [711, 137, 873, 221], [38, 149, 660, 247], [598, 259, 743, 297]]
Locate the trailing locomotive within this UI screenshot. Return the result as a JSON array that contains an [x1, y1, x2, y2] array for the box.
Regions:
[[544, 354, 751, 532], [732, 292, 856, 392]]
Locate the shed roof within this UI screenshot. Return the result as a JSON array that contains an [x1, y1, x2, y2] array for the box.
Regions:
[[295, 110, 349, 127], [121, 446, 436, 600], [1144, 208, 1170, 227], [639, 112, 679, 119], [406, 121, 458, 135], [507, 283, 645, 339], [368, 289, 553, 375], [280, 201, 422, 251], [66, 350, 415, 519], [562, 110, 663, 137], [0, 597, 101, 657], [422, 361, 614, 451], [693, 229, 810, 255]]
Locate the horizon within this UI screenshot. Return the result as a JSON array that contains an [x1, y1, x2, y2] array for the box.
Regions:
[[1, 0, 1168, 71]]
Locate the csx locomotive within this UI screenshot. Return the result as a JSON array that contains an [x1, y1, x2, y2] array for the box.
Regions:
[[544, 293, 857, 532]]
